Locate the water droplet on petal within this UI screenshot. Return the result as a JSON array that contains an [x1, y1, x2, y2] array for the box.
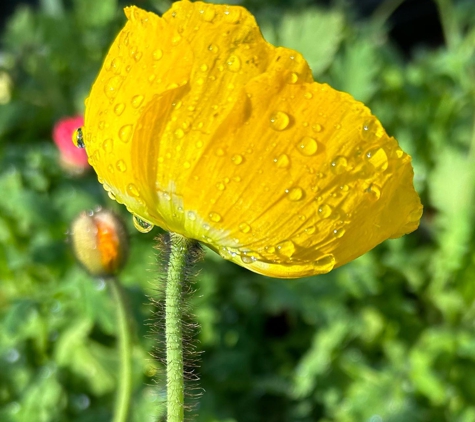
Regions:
[[116, 160, 127, 172], [102, 138, 113, 153], [312, 124, 323, 133], [366, 184, 381, 200], [331, 156, 348, 174], [153, 49, 163, 60], [127, 183, 140, 197], [208, 43, 219, 53], [333, 228, 345, 238], [276, 240, 296, 258], [201, 7, 216, 22], [119, 125, 133, 143], [215, 148, 225, 156], [297, 136, 318, 156], [239, 222, 251, 234], [287, 72, 299, 84], [209, 212, 222, 222], [110, 57, 123, 74], [286, 187, 304, 202], [226, 55, 241, 72], [318, 204, 333, 219], [232, 154, 243, 165], [105, 76, 122, 99], [223, 7, 241, 23], [133, 215, 154, 233], [274, 154, 290, 168], [313, 254, 335, 272], [114, 103, 125, 116], [304, 92, 313, 99], [187, 211, 196, 221], [174, 128, 185, 139], [270, 111, 290, 131], [200, 64, 208, 72], [241, 255, 256, 264], [131, 95, 144, 108], [366, 148, 389, 170], [216, 182, 226, 191], [340, 184, 350, 192]]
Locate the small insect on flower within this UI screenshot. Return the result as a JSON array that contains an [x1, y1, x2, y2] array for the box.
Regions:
[[53, 116, 89, 174], [75, 0, 422, 278]]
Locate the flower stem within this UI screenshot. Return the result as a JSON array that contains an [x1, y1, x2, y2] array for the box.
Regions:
[[165, 232, 193, 422], [109, 277, 133, 422]]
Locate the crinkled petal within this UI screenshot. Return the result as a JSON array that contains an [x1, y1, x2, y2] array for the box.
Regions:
[[83, 1, 422, 278]]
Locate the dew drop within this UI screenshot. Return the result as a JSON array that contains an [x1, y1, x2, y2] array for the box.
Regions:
[[313, 254, 335, 272], [116, 160, 127, 172], [239, 222, 251, 233], [287, 72, 299, 84], [265, 245, 276, 254], [127, 183, 140, 197], [270, 111, 290, 131], [174, 128, 185, 139], [110, 57, 123, 74], [133, 215, 154, 233], [131, 95, 144, 108], [318, 204, 333, 219], [200, 64, 208, 72], [208, 44, 219, 53], [216, 182, 226, 191], [114, 103, 125, 116], [152, 49, 163, 60], [312, 124, 323, 133], [366, 148, 389, 170], [395, 148, 404, 158], [366, 184, 381, 200], [119, 125, 133, 143], [232, 154, 243, 165], [102, 138, 113, 153], [187, 211, 197, 221], [223, 7, 241, 23], [286, 187, 304, 201], [201, 7, 216, 22], [297, 136, 318, 156], [133, 51, 143, 61], [304, 92, 313, 99], [333, 228, 345, 238], [340, 184, 350, 192], [107, 191, 116, 201], [215, 148, 225, 156], [330, 156, 348, 174], [104, 76, 122, 99], [305, 225, 316, 235], [276, 240, 296, 258], [209, 212, 222, 222], [241, 255, 256, 264], [273, 154, 290, 168], [226, 55, 241, 72]]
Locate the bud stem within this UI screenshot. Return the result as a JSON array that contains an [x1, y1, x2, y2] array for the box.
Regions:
[[109, 278, 133, 422], [165, 233, 195, 422]]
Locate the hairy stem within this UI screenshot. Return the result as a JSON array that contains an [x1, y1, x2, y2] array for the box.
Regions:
[[165, 233, 196, 422], [109, 278, 133, 422]]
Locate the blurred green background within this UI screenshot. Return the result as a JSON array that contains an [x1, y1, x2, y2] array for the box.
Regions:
[[1, 0, 475, 421]]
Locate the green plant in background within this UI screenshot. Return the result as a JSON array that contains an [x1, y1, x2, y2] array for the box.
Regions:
[[0, 0, 474, 422]]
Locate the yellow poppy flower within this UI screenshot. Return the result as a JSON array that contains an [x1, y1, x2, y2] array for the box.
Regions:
[[80, 0, 422, 278]]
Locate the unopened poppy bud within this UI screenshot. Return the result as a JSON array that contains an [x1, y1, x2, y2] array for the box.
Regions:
[[70, 208, 128, 277]]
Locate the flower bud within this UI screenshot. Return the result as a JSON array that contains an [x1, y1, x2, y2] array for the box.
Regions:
[[70, 208, 128, 277], [52, 116, 90, 175]]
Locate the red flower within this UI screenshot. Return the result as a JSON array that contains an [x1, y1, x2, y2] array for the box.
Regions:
[[53, 116, 89, 174]]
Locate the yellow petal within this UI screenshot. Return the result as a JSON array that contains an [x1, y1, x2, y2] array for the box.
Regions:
[[83, 1, 422, 278]]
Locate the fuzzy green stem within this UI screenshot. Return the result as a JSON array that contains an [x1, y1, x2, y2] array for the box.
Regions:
[[165, 233, 192, 422], [109, 278, 133, 422]]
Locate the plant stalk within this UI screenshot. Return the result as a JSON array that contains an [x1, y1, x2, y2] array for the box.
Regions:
[[165, 233, 193, 422], [109, 277, 133, 422]]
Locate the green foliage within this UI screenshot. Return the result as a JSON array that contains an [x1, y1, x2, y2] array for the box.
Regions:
[[1, 0, 475, 421]]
